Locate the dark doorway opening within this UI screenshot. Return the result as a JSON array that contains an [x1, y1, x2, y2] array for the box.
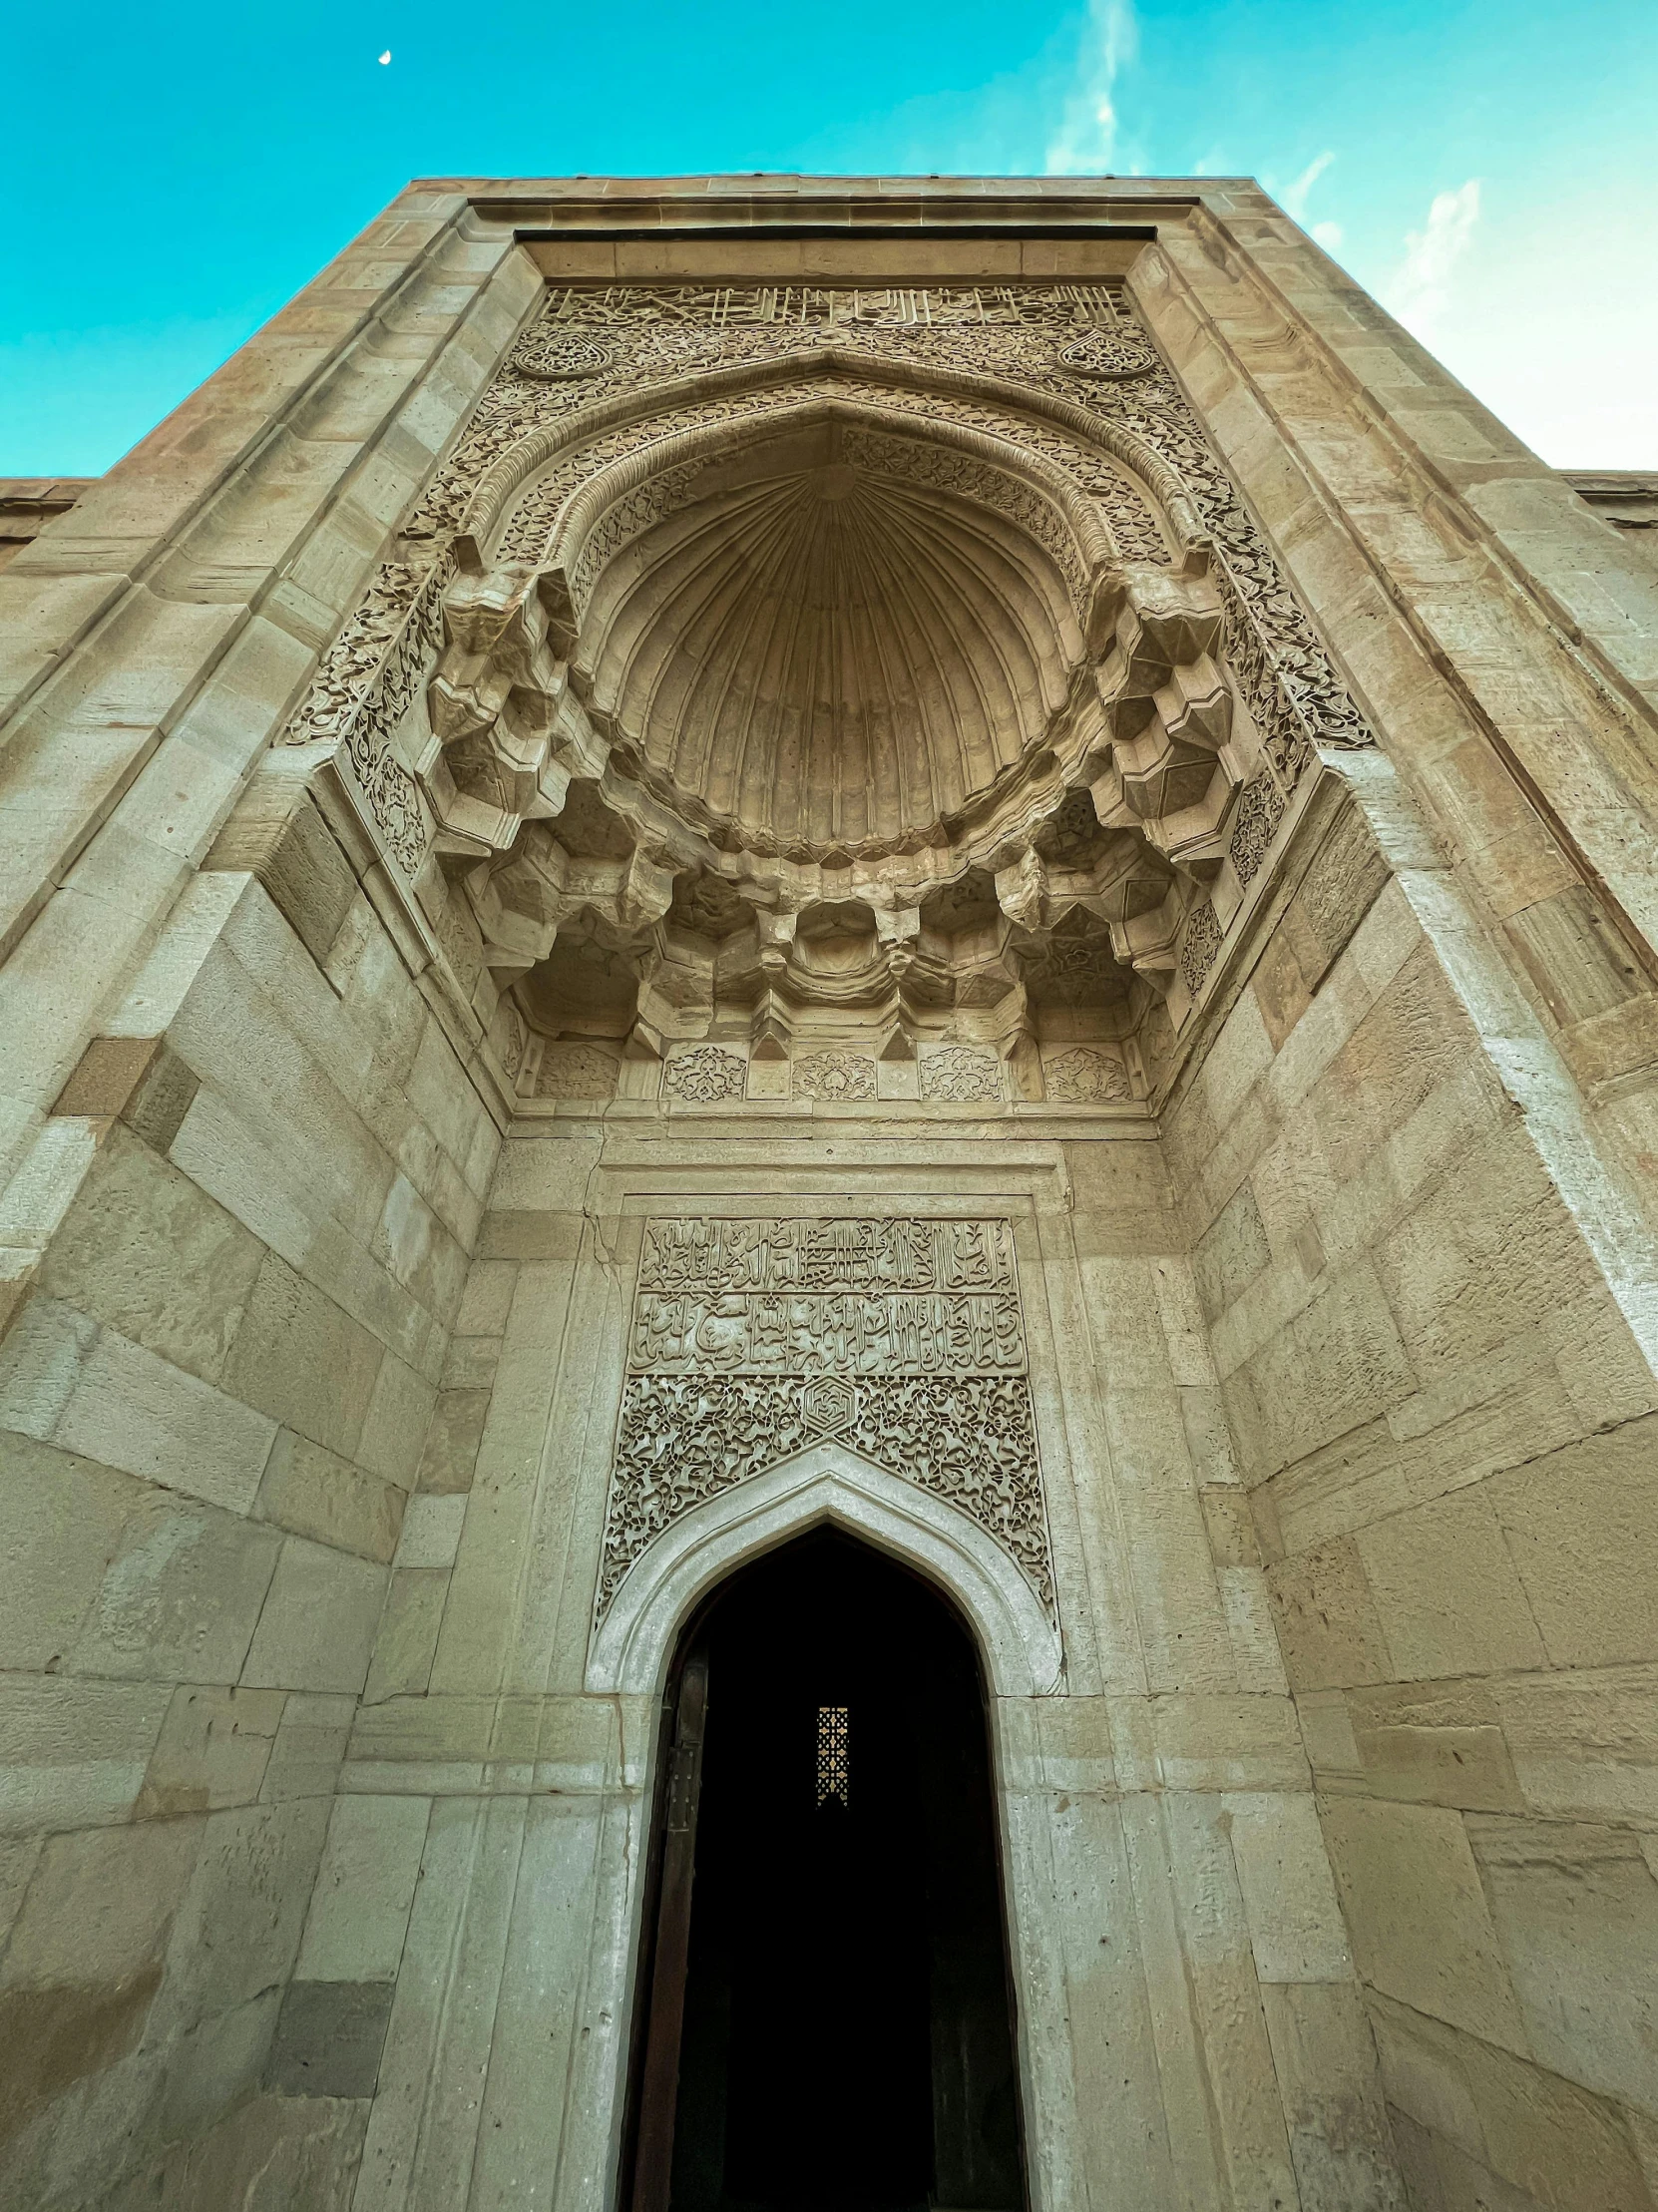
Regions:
[[627, 1530, 1025, 2212]]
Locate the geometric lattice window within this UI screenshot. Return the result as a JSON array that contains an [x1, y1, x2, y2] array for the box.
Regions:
[[815, 1705, 849, 1808]]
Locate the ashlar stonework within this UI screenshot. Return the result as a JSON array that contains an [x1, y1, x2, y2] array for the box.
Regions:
[[1, 176, 1657, 2212]]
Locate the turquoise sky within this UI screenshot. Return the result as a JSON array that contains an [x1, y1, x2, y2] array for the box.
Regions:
[[3, 0, 1654, 474]]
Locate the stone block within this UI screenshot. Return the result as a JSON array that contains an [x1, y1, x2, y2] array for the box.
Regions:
[[1266, 1538, 1393, 1690], [105, 2082, 369, 2209], [168, 1077, 320, 1269], [1492, 1666, 1658, 1826], [152, 1985, 284, 2148], [1192, 1176, 1272, 1323], [415, 1386, 491, 1493], [355, 1352, 437, 1489], [241, 1538, 388, 1694], [73, 1494, 283, 1685], [1297, 1691, 1365, 1784], [1355, 1486, 1548, 1680], [204, 781, 360, 969], [149, 1797, 331, 2038], [453, 1257, 518, 1337], [1150, 1694, 1309, 1792], [1372, 1122, 1601, 1385], [259, 1692, 355, 1804], [1466, 1815, 1658, 2120], [1366, 1990, 1488, 2158], [1457, 2030, 1652, 2212], [296, 1793, 430, 1982], [37, 1125, 264, 1387], [1252, 928, 1315, 1053], [3, 1297, 278, 1516], [0, 1433, 139, 1670], [1295, 801, 1394, 979], [1305, 945, 1470, 1185], [1488, 1416, 1658, 1666], [136, 1683, 287, 1817], [255, 1429, 406, 1563], [49, 1035, 166, 1121], [222, 1251, 386, 1463], [362, 1570, 447, 1705], [1321, 1798, 1527, 2049], [1258, 1981, 1404, 2211], [264, 1979, 396, 2099], [0, 1675, 171, 1836], [393, 1493, 467, 1569], [439, 1332, 500, 1391], [1348, 1683, 1525, 1814], [1, 1817, 202, 1990], [1228, 1261, 1417, 1481], [1225, 1790, 1354, 1982]]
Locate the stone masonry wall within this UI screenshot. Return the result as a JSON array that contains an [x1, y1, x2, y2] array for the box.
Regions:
[[1167, 779, 1658, 2212], [0, 829, 501, 2207]]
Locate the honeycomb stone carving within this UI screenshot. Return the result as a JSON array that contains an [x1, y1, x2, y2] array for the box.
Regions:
[[663, 1045, 747, 1102], [276, 277, 1378, 1081], [600, 1217, 1052, 1618]]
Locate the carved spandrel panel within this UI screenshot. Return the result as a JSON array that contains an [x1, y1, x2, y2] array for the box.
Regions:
[[598, 1216, 1053, 1619]]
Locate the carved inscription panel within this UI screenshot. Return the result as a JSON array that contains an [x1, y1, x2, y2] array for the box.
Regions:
[[598, 1218, 1053, 1620]]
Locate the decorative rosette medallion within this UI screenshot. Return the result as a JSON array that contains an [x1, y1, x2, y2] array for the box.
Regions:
[[509, 330, 622, 382], [1054, 330, 1157, 381]]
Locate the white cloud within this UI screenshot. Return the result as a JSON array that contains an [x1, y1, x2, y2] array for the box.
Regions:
[[378, 49, 391, 63], [1282, 151, 1335, 221], [1389, 179, 1481, 340], [1312, 220, 1345, 250], [1044, 0, 1138, 176]]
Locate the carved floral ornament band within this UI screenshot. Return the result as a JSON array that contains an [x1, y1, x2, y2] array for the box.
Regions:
[[277, 278, 1376, 1020], [597, 1218, 1055, 1620]]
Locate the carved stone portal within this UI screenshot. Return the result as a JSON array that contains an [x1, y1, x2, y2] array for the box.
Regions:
[[598, 1217, 1053, 1618]]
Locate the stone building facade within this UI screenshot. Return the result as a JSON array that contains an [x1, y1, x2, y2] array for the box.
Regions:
[[1, 176, 1656, 2212]]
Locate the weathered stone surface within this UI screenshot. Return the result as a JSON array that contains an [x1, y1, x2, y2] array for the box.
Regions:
[[7, 174, 1658, 2212], [1321, 1798, 1527, 2048]]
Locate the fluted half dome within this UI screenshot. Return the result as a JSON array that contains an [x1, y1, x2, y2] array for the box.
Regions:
[[579, 422, 1083, 862]]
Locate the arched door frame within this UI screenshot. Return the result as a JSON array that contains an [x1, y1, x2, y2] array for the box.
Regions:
[[586, 1440, 1063, 1702], [587, 1442, 1080, 2212]]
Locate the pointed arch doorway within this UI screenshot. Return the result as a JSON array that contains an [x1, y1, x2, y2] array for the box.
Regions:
[[625, 1530, 1027, 2212]]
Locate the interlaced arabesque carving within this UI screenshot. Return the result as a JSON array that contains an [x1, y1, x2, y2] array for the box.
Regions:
[[1228, 771, 1288, 887], [1042, 1047, 1132, 1103], [919, 1045, 1004, 1104], [275, 557, 449, 876], [1179, 899, 1224, 995], [792, 1051, 878, 1102], [598, 1216, 1053, 1617], [662, 1045, 747, 1102], [1054, 331, 1158, 381]]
